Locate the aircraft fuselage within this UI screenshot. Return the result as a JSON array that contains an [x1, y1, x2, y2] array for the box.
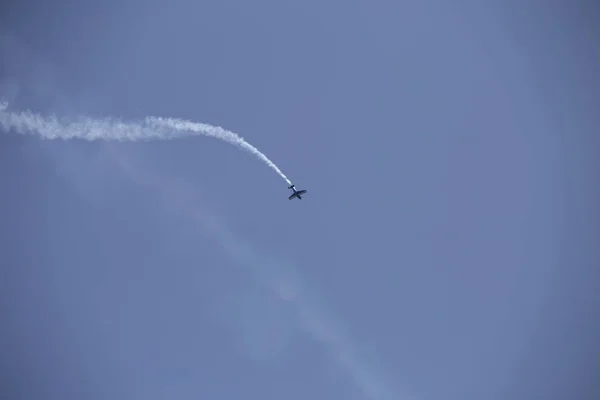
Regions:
[[288, 184, 307, 200]]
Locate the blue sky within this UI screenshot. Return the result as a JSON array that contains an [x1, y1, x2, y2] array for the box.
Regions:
[[1, 1, 599, 399]]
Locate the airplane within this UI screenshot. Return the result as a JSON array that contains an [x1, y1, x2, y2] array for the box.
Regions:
[[288, 185, 307, 200]]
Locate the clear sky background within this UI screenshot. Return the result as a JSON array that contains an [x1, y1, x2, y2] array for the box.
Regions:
[[1, 1, 599, 400]]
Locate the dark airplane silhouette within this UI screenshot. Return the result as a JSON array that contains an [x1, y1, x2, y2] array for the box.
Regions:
[[288, 185, 307, 200]]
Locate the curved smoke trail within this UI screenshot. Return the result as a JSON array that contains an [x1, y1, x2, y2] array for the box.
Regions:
[[0, 102, 292, 185]]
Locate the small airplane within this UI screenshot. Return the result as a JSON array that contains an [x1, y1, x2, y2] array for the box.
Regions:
[[288, 185, 307, 200]]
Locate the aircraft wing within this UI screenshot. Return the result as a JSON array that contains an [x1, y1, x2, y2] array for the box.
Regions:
[[297, 190, 307, 195], [288, 193, 297, 200]]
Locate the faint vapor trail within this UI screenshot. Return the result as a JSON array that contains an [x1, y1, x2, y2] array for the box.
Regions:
[[111, 153, 408, 400], [0, 103, 292, 184]]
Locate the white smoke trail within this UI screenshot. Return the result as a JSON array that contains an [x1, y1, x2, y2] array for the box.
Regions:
[[1, 98, 408, 399], [144, 116, 292, 185], [0, 102, 292, 185]]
